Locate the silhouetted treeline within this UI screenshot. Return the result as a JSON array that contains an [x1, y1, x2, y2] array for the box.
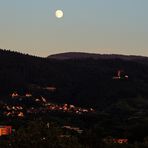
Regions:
[[0, 49, 148, 109]]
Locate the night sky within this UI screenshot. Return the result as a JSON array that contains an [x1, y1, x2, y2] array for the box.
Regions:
[[0, 0, 148, 57]]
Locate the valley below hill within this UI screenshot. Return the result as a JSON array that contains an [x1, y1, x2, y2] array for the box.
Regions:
[[1, 49, 148, 147]]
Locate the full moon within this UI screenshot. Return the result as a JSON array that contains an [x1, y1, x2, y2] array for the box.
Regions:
[[55, 10, 64, 18]]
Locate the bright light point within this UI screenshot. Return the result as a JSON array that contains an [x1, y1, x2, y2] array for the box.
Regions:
[[55, 10, 64, 18]]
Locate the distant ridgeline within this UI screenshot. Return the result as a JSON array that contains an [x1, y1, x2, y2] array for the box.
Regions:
[[0, 49, 148, 109]]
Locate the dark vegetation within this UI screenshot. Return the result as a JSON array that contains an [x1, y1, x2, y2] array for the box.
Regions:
[[1, 49, 148, 107], [1, 49, 148, 147]]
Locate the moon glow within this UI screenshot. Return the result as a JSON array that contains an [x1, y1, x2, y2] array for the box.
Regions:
[[55, 10, 64, 18]]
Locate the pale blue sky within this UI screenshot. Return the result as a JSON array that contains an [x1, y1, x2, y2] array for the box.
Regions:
[[0, 0, 148, 57]]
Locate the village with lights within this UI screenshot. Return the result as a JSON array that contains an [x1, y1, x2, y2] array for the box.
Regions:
[[0, 89, 129, 145], [0, 50, 148, 147], [0, 88, 96, 135], [0, 71, 131, 146], [1, 91, 95, 118], [0, 51, 147, 147]]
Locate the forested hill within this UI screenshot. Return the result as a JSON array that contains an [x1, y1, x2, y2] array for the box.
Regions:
[[48, 52, 148, 65], [1, 49, 148, 109]]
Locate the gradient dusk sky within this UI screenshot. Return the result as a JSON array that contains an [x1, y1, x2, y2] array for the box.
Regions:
[[0, 0, 148, 57]]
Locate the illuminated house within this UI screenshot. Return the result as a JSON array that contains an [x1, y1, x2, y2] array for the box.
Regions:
[[113, 70, 128, 80], [63, 126, 83, 134], [44, 87, 56, 92], [25, 93, 32, 97], [11, 92, 19, 98], [41, 96, 47, 103], [103, 137, 128, 144], [0, 126, 12, 136], [113, 139, 128, 144], [18, 112, 24, 117]]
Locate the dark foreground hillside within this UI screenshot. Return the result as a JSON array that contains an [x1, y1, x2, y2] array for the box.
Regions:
[[1, 49, 148, 147], [1, 49, 148, 108]]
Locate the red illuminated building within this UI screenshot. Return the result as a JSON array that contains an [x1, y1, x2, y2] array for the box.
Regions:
[[113, 138, 128, 144], [113, 70, 129, 80], [0, 126, 12, 136]]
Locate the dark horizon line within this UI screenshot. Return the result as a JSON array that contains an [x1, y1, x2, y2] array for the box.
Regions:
[[0, 48, 148, 59]]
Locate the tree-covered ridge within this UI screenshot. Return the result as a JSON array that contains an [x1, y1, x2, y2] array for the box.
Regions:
[[0, 48, 148, 107], [1, 49, 148, 147]]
